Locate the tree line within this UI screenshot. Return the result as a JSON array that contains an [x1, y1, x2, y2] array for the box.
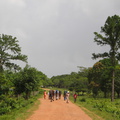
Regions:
[[49, 58, 120, 99]]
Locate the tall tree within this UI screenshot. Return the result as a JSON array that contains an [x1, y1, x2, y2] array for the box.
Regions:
[[0, 34, 27, 72], [92, 15, 120, 102]]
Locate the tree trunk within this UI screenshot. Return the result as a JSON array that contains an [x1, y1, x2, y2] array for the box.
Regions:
[[111, 69, 115, 102]]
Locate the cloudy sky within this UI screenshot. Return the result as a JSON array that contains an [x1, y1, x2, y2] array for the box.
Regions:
[[0, 0, 120, 77]]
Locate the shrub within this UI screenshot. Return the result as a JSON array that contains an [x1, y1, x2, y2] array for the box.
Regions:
[[92, 100, 120, 118], [79, 98, 86, 102], [0, 100, 11, 114]]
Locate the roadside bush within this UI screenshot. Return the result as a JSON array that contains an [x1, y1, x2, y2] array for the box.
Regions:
[[0, 96, 20, 115], [93, 100, 120, 118], [78, 96, 120, 119], [79, 98, 86, 102], [0, 100, 11, 114], [0, 90, 42, 115]]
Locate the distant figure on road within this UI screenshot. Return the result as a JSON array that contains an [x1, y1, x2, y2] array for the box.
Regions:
[[49, 90, 54, 102], [66, 91, 70, 103], [56, 90, 59, 100], [59, 90, 62, 99], [43, 90, 47, 99], [73, 93, 78, 103], [63, 91, 67, 101]]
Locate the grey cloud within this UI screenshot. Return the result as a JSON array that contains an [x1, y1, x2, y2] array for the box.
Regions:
[[0, 0, 120, 77]]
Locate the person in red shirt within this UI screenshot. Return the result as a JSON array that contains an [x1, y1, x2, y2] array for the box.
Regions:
[[73, 93, 78, 103]]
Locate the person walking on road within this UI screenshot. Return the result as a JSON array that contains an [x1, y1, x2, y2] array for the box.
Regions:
[[63, 91, 67, 101], [59, 90, 62, 99], [49, 90, 54, 102], [66, 91, 70, 103], [43, 90, 47, 99], [73, 93, 78, 103], [56, 90, 59, 100]]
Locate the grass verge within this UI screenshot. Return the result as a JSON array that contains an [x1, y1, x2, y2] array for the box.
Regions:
[[0, 92, 43, 120], [70, 96, 120, 120]]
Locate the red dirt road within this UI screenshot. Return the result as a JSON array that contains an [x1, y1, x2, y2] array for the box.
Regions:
[[26, 96, 92, 120]]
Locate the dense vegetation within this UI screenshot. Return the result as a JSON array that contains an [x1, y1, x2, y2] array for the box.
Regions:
[[0, 68, 47, 115]]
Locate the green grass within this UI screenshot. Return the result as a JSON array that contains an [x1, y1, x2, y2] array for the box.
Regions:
[[0, 92, 43, 120], [70, 95, 120, 120], [16, 99, 40, 120]]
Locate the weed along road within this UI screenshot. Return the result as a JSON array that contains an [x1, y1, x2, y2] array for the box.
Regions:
[[26, 96, 92, 120]]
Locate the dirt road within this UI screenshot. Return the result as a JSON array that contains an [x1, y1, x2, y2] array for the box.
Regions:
[[26, 96, 92, 120]]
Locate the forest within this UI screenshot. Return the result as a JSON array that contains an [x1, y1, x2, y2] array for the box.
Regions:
[[0, 15, 120, 119]]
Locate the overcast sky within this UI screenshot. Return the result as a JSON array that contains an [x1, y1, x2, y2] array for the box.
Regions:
[[0, 0, 120, 77]]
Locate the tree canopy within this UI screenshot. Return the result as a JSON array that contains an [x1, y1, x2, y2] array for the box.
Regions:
[[0, 34, 27, 72]]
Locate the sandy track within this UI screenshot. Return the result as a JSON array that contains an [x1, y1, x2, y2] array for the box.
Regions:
[[26, 96, 92, 120]]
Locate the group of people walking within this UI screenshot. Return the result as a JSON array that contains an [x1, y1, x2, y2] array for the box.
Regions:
[[44, 90, 78, 103], [48, 90, 62, 102]]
